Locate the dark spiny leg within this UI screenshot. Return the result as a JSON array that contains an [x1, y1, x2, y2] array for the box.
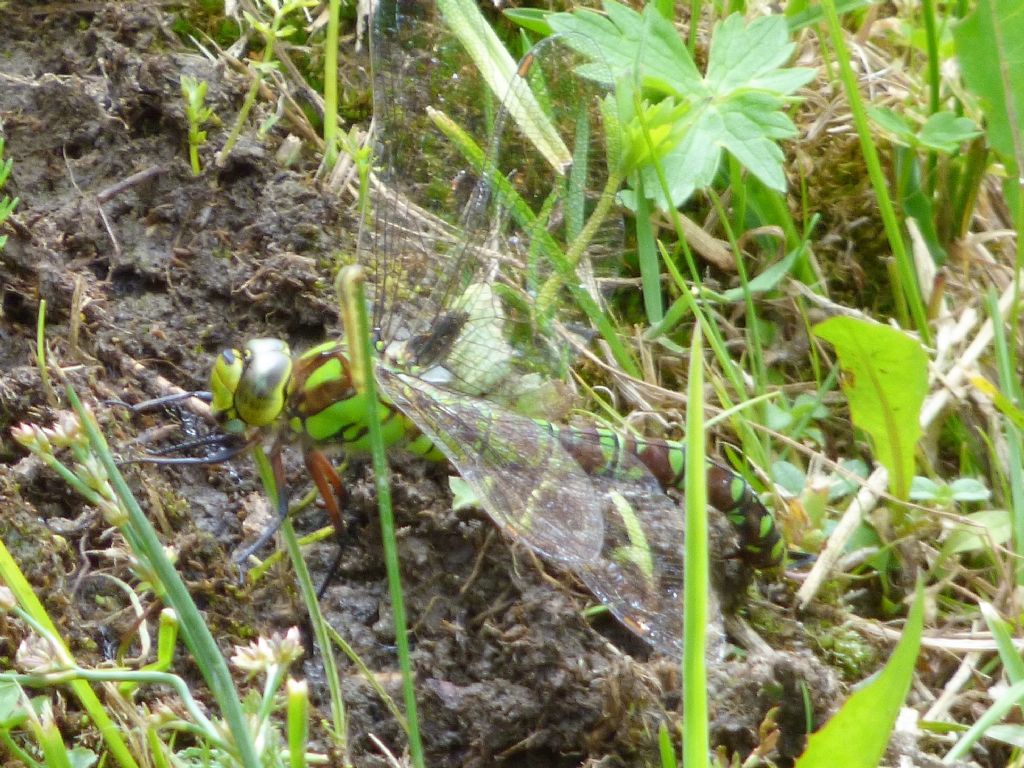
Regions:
[[305, 449, 348, 597]]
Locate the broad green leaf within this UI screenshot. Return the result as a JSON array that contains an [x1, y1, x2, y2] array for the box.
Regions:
[[449, 476, 481, 511], [870, 108, 979, 154], [0, 680, 24, 726], [771, 460, 806, 495], [69, 748, 99, 768], [948, 477, 991, 502], [796, 583, 924, 768], [813, 318, 927, 500], [917, 111, 983, 153], [954, 0, 1024, 176], [942, 509, 1011, 555], [869, 106, 918, 145], [909, 476, 941, 501]]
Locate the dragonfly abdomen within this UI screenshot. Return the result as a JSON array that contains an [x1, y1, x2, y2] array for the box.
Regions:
[[541, 422, 783, 568]]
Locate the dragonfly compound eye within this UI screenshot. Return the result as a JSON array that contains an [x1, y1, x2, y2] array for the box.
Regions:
[[233, 338, 293, 429], [209, 348, 245, 432], [209, 339, 292, 432]]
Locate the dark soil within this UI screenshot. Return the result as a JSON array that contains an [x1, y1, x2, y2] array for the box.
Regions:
[[0, 4, 850, 766]]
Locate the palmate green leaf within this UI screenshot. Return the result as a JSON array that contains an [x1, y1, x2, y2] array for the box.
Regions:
[[548, 1, 700, 94], [813, 317, 927, 500], [795, 583, 924, 768], [549, 2, 814, 207], [705, 13, 803, 92]]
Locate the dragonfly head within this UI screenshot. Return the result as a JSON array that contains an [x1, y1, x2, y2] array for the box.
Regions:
[[209, 338, 293, 434]]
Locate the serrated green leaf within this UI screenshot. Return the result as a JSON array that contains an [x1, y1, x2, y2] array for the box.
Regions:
[[706, 15, 796, 91], [795, 583, 924, 768], [550, 1, 700, 94], [814, 318, 927, 500]]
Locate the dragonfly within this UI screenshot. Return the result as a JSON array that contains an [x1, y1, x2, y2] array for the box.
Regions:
[[150, 1, 782, 656]]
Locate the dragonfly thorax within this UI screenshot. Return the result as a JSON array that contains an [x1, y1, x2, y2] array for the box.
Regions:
[[209, 338, 293, 434]]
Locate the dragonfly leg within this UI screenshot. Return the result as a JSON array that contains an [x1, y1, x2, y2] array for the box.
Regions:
[[305, 449, 349, 598], [234, 447, 291, 565], [305, 449, 348, 539], [106, 391, 212, 413]]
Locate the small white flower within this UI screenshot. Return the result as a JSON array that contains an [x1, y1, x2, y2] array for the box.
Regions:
[[232, 627, 304, 673]]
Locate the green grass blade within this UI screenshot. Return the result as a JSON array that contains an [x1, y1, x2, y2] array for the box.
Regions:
[[65, 386, 261, 768], [249, 445, 349, 763], [437, 0, 571, 173], [0, 538, 141, 768]]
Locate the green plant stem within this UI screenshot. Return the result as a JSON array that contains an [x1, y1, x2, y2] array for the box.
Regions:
[[683, 323, 709, 768], [4, 666, 222, 741], [219, 78, 263, 165], [281, 519, 350, 761], [537, 168, 624, 315], [35, 301, 57, 407], [338, 266, 425, 768], [709, 190, 766, 395], [819, 0, 931, 344], [66, 387, 260, 768], [322, 0, 341, 169], [920, 0, 941, 196]]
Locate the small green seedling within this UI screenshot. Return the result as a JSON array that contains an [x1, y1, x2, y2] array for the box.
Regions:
[[180, 75, 216, 175], [0, 137, 19, 250]]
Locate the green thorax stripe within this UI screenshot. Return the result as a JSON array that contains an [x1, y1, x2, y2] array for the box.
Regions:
[[285, 341, 443, 460]]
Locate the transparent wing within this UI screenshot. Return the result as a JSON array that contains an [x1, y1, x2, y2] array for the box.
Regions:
[[578, 470, 724, 658], [378, 367, 723, 659], [378, 367, 603, 564], [363, 2, 623, 393]]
